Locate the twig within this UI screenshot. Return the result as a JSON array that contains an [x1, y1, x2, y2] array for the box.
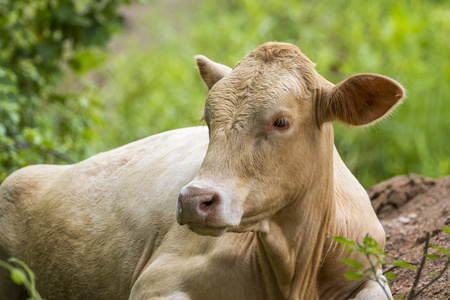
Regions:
[[407, 231, 430, 300], [413, 258, 450, 298]]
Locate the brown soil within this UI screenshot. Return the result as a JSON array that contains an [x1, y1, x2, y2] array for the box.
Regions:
[[369, 174, 450, 299]]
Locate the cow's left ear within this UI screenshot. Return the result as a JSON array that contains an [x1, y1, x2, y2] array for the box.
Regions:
[[319, 74, 405, 126], [195, 55, 232, 90]]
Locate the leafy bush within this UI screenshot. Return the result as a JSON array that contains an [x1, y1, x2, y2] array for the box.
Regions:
[[0, 0, 131, 182]]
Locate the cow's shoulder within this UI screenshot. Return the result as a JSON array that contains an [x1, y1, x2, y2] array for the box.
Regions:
[[0, 164, 69, 254], [1, 164, 69, 207]]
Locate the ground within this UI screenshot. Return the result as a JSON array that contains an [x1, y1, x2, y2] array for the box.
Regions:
[[369, 174, 450, 299]]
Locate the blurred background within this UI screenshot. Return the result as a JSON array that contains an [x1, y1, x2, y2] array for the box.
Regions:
[[0, 0, 449, 188]]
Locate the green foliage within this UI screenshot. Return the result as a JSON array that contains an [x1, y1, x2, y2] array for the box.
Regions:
[[92, 0, 450, 187], [430, 244, 449, 258], [384, 272, 397, 280], [329, 227, 450, 300], [328, 236, 356, 246], [0, 258, 44, 300], [344, 271, 364, 280], [0, 0, 131, 182], [424, 253, 440, 261], [391, 260, 417, 271], [330, 234, 388, 291], [339, 258, 364, 270]]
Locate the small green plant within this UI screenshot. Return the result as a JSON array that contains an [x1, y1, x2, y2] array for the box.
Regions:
[[0, 258, 44, 300], [328, 234, 393, 299], [329, 226, 450, 300]]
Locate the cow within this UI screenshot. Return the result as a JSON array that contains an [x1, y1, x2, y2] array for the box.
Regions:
[[0, 42, 404, 300]]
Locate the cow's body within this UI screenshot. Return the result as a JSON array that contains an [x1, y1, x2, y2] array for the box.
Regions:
[[0, 42, 403, 299], [0, 127, 208, 299]]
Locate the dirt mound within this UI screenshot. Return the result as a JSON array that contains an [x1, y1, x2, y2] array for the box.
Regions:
[[368, 174, 450, 299]]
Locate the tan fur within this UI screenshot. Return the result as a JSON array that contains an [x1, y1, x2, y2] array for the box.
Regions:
[[317, 73, 405, 126], [0, 42, 404, 300]]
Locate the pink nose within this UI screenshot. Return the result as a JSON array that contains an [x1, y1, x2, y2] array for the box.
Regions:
[[176, 186, 221, 225]]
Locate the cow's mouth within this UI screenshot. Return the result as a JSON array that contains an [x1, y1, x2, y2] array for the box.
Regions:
[[186, 223, 228, 237]]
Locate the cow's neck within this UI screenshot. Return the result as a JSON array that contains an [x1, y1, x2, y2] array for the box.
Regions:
[[256, 123, 336, 300]]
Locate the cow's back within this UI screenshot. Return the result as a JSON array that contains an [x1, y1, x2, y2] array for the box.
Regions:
[[0, 126, 209, 300]]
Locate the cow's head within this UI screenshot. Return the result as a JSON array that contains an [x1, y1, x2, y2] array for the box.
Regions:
[[177, 42, 404, 236]]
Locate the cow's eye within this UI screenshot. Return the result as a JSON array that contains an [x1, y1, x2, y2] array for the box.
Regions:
[[273, 118, 289, 129]]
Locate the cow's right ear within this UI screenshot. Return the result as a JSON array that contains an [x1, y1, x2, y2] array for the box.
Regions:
[[318, 74, 405, 126], [195, 55, 232, 90]]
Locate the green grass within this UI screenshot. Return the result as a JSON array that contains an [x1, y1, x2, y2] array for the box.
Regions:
[[86, 0, 450, 188]]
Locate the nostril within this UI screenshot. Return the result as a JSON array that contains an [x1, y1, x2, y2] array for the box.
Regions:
[[200, 198, 215, 209], [204, 200, 214, 206], [198, 194, 218, 211]]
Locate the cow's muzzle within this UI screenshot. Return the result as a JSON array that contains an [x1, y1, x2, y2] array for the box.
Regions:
[[176, 184, 241, 236]]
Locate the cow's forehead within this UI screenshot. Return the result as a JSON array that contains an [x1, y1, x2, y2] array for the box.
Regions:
[[205, 43, 317, 124], [247, 42, 312, 62]]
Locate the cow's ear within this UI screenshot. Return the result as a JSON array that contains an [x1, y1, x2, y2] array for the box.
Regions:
[[195, 55, 232, 90], [319, 74, 405, 126]]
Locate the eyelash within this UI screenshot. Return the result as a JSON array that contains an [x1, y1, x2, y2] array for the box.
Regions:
[[273, 117, 290, 129]]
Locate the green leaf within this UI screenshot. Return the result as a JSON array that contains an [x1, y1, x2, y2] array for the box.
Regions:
[[424, 253, 440, 260], [375, 256, 386, 265], [10, 268, 27, 285], [36, 41, 62, 60], [430, 244, 449, 257], [357, 247, 366, 254], [329, 236, 356, 246], [374, 245, 386, 255], [443, 227, 450, 235], [69, 50, 106, 75], [344, 246, 354, 253], [344, 271, 363, 280], [363, 236, 378, 248], [0, 67, 17, 85], [55, 3, 76, 22], [384, 272, 397, 280], [70, 15, 92, 27], [427, 272, 439, 277], [391, 260, 417, 270], [339, 258, 364, 270], [80, 24, 111, 46]]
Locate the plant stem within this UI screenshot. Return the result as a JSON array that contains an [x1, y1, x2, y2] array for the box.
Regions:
[[407, 231, 430, 300], [365, 252, 392, 300], [0, 260, 15, 272], [412, 258, 450, 298], [356, 236, 392, 300]]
